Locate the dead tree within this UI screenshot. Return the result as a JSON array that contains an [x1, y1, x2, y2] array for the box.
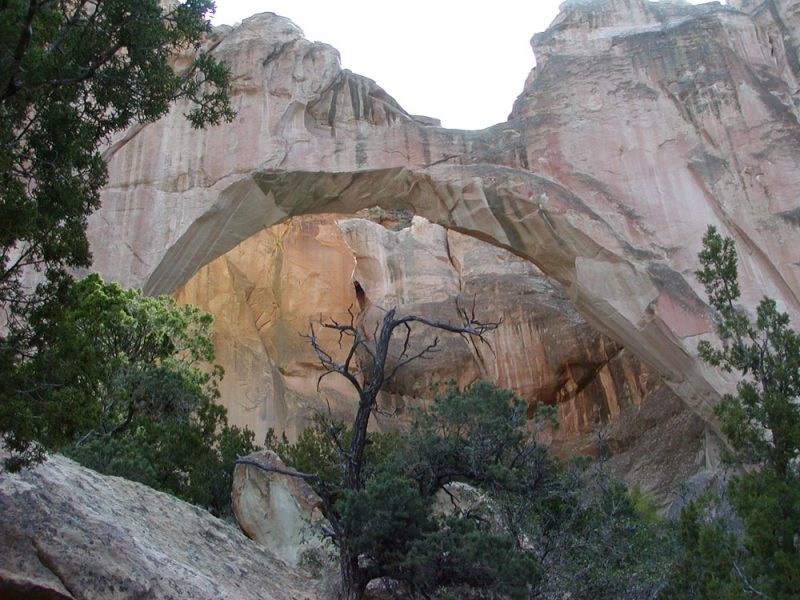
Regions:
[[306, 300, 499, 490], [238, 298, 500, 599]]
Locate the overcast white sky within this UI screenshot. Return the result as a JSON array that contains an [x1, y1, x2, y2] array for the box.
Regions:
[[212, 1, 712, 130]]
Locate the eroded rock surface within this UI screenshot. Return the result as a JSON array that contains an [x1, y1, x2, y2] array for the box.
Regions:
[[90, 1, 800, 498], [232, 451, 329, 570], [174, 212, 710, 501], [0, 454, 322, 600]]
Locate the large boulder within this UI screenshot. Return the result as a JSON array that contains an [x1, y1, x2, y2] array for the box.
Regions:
[[0, 454, 323, 599], [231, 451, 330, 570]]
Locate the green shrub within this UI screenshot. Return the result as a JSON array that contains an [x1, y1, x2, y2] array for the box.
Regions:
[[2, 274, 255, 516]]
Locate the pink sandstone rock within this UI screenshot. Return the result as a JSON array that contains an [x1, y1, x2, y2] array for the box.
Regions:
[[89, 0, 800, 500]]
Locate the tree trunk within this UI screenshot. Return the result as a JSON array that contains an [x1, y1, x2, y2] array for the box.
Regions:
[[339, 544, 367, 600], [303, 304, 498, 598], [343, 310, 394, 490], [345, 394, 373, 490]]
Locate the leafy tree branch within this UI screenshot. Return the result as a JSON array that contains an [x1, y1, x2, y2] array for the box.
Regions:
[[666, 225, 800, 598]]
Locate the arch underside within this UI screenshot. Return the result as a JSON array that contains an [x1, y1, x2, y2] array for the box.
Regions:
[[147, 164, 722, 430]]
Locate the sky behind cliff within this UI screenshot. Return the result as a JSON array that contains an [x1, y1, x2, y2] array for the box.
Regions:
[[212, 1, 709, 130]]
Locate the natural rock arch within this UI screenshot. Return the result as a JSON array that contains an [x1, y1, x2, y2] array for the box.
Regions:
[[88, 0, 800, 491], [146, 165, 720, 424]]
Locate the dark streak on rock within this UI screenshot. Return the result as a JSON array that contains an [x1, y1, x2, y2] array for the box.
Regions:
[[778, 206, 800, 226]]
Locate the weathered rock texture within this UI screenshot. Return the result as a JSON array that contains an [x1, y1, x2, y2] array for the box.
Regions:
[[90, 0, 800, 498], [232, 451, 329, 569], [0, 453, 323, 600], [173, 212, 709, 501]]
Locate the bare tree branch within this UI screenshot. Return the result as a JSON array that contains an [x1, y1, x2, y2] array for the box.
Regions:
[[295, 297, 500, 596], [732, 561, 765, 598], [234, 456, 320, 481], [302, 321, 364, 394], [385, 337, 440, 383], [396, 299, 501, 343], [302, 300, 499, 490], [1, 0, 38, 101]]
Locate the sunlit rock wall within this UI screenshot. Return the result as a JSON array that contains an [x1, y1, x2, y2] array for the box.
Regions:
[[173, 212, 709, 501], [91, 0, 800, 500]]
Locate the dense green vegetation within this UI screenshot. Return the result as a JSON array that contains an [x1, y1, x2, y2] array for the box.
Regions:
[[664, 226, 800, 598], [0, 1, 248, 515], [5, 274, 255, 516], [0, 0, 233, 322], [0, 0, 233, 430], [268, 382, 673, 598]]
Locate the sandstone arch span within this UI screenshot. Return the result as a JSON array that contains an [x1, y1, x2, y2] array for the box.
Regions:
[[144, 163, 719, 425], [88, 1, 800, 498]]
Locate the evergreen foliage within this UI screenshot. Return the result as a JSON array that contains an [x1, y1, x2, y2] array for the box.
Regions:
[[0, 0, 233, 320], [268, 381, 673, 598], [665, 225, 800, 598], [0, 1, 241, 514], [2, 274, 255, 516], [664, 493, 748, 599]]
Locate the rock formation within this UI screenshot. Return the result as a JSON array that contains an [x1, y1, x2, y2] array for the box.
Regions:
[[89, 0, 800, 500], [232, 451, 330, 570], [0, 453, 323, 599], [173, 212, 709, 501]]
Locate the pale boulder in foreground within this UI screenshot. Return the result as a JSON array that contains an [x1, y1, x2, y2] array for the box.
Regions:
[[232, 450, 331, 570], [0, 454, 322, 599]]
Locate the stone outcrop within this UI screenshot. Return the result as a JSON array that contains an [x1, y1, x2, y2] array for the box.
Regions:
[[89, 0, 800, 499], [0, 453, 323, 600], [232, 451, 329, 570]]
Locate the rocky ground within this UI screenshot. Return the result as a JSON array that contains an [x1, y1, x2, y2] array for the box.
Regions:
[[0, 453, 326, 599]]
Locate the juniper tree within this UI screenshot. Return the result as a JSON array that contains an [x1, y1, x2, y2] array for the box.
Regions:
[[5, 273, 255, 516], [253, 302, 671, 599], [665, 225, 800, 598], [0, 0, 234, 471], [0, 0, 233, 317]]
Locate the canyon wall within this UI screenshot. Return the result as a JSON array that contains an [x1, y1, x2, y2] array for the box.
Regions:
[[172, 212, 708, 500], [90, 0, 800, 500]]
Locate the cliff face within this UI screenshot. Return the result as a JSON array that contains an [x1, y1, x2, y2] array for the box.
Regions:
[[172, 213, 708, 500], [90, 0, 800, 499]]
